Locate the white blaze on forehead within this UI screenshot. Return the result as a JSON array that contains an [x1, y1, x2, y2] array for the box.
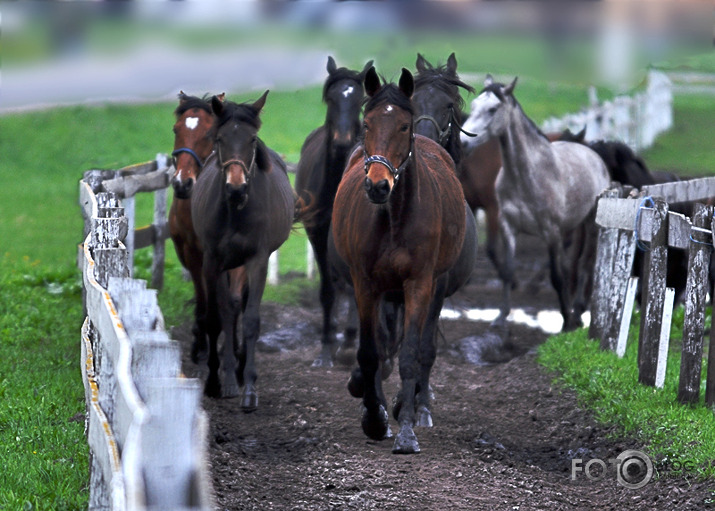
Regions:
[[342, 85, 354, 98], [185, 117, 199, 130], [384, 105, 394, 114]]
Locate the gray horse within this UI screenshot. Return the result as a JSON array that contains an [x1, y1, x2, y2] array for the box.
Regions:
[[461, 76, 610, 331]]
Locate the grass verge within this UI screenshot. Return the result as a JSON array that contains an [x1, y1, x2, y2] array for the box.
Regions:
[[537, 310, 715, 481]]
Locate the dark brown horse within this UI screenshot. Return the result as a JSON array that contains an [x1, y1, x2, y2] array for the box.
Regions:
[[168, 91, 223, 363], [191, 92, 294, 408], [295, 56, 373, 367], [332, 67, 477, 454]]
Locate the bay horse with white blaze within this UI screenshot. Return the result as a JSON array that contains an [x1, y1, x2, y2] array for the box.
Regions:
[[295, 56, 373, 367], [461, 76, 610, 331], [191, 92, 294, 408], [168, 92, 224, 363], [332, 67, 477, 454]]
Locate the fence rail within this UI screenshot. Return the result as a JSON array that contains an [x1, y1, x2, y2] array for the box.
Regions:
[[79, 169, 214, 509], [589, 176, 715, 407], [541, 70, 673, 152]]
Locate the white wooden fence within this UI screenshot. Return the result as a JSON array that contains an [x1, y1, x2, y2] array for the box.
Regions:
[[589, 176, 715, 406], [541, 69, 673, 152], [79, 171, 214, 509]]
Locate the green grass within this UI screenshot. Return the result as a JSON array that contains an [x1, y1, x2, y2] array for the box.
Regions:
[[0, 256, 88, 509], [538, 312, 715, 480]]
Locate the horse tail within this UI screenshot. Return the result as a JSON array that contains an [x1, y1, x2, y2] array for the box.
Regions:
[[292, 191, 320, 231]]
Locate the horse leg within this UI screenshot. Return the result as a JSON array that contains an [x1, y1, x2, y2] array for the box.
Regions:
[[202, 258, 222, 398], [572, 215, 598, 325], [310, 227, 339, 367], [492, 220, 516, 331], [189, 247, 208, 363], [415, 277, 447, 429], [547, 241, 576, 331], [217, 269, 241, 398], [392, 278, 433, 454], [236, 260, 267, 412], [352, 282, 389, 441]]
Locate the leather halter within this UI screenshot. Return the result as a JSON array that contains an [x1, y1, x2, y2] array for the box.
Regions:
[[414, 106, 478, 147], [218, 143, 256, 185], [171, 147, 204, 168], [363, 134, 414, 183]]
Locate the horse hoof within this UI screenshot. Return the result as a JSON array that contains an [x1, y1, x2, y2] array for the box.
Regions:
[[392, 424, 420, 454], [204, 379, 221, 399], [311, 354, 334, 368], [415, 405, 433, 428], [222, 378, 240, 399], [361, 404, 389, 441], [240, 386, 258, 412], [347, 368, 364, 398]]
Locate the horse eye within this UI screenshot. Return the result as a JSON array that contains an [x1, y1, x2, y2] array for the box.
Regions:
[[400, 124, 410, 133], [488, 107, 498, 115]]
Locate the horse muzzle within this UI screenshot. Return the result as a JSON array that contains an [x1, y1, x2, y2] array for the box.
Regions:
[[171, 175, 194, 199], [225, 183, 249, 210], [364, 177, 391, 205]]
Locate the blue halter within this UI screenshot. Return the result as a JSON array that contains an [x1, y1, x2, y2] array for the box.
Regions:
[[171, 147, 204, 168]]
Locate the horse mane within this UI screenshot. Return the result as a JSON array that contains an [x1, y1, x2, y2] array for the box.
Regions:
[[414, 65, 474, 112], [480, 82, 549, 142], [364, 82, 413, 116], [174, 94, 212, 117], [215, 100, 262, 130], [323, 67, 364, 102]]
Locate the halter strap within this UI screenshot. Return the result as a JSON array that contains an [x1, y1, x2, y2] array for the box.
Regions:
[[363, 135, 414, 182], [218, 144, 256, 184], [413, 106, 477, 148], [171, 147, 204, 168]]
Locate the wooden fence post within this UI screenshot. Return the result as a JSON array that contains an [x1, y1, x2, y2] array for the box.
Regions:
[[601, 228, 637, 351], [677, 204, 713, 403], [638, 197, 669, 386], [589, 187, 620, 341]]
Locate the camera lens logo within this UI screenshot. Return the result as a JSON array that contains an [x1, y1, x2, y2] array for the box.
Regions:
[[616, 450, 653, 489]]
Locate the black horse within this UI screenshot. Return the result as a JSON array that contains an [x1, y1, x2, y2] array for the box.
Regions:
[[412, 52, 475, 168], [294, 56, 373, 367], [191, 92, 294, 408]]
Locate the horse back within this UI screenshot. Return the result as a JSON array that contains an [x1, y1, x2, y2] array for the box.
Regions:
[[552, 141, 610, 207]]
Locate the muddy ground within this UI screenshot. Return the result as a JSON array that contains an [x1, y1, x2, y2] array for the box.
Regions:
[[172, 233, 714, 510]]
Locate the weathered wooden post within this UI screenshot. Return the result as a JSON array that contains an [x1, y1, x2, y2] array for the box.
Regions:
[[678, 204, 713, 403], [589, 187, 621, 341], [601, 227, 637, 351], [638, 197, 669, 386]]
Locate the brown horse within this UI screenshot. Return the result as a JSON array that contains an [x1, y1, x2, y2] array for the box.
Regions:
[[332, 67, 477, 454], [295, 56, 373, 367], [191, 92, 294, 407], [168, 91, 224, 363]]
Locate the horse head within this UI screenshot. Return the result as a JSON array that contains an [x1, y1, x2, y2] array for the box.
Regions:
[[171, 91, 224, 199], [212, 91, 269, 210], [362, 67, 415, 205], [461, 75, 518, 149], [412, 53, 474, 164], [323, 56, 373, 150]]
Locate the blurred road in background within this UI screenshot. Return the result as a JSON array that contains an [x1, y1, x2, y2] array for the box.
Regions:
[[1, 45, 328, 114]]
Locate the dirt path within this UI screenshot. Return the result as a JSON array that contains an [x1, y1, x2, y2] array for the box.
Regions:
[[172, 233, 714, 510]]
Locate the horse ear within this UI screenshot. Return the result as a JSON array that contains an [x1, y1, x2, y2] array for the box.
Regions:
[[327, 56, 337, 75], [398, 68, 414, 99], [575, 125, 586, 142], [211, 95, 224, 116], [253, 90, 269, 113], [178, 90, 187, 103], [360, 60, 374, 79], [504, 77, 518, 96], [446, 52, 457, 74], [364, 67, 381, 97], [215, 92, 226, 103], [484, 74, 493, 87], [416, 53, 427, 74]]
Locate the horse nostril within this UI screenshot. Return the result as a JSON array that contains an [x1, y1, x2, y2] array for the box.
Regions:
[[364, 177, 372, 193], [376, 179, 390, 196]]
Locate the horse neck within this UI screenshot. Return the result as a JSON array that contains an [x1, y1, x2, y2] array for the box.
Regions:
[[324, 134, 354, 194], [497, 101, 550, 177]]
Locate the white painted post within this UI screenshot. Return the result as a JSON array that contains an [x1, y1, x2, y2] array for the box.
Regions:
[[268, 251, 279, 285], [616, 277, 639, 358], [655, 287, 676, 389], [123, 195, 136, 278]]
